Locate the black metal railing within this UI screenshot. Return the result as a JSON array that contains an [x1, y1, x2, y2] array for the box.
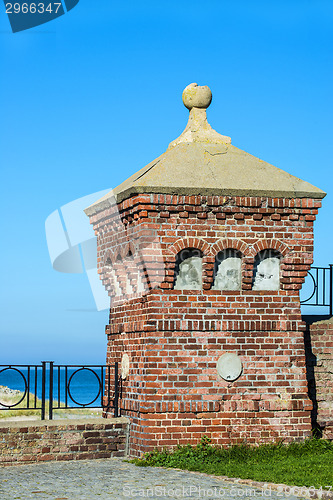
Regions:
[[0, 362, 120, 420], [301, 265, 333, 316]]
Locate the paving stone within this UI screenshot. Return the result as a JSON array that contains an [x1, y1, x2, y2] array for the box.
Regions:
[[0, 458, 314, 500]]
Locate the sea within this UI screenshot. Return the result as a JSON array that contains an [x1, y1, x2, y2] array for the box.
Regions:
[[0, 365, 109, 408]]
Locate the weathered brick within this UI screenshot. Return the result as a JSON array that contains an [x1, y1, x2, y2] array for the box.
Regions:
[[0, 420, 128, 465], [90, 193, 322, 457]]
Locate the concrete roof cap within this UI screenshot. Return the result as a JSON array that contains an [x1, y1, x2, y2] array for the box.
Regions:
[[85, 83, 326, 216]]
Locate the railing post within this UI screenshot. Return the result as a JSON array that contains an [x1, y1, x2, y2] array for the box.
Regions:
[[114, 362, 119, 418], [49, 361, 54, 420], [330, 264, 333, 317], [65, 366, 68, 408], [100, 366, 104, 408], [41, 361, 46, 420]]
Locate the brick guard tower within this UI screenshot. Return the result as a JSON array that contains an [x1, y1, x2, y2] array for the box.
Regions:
[[85, 83, 326, 457]]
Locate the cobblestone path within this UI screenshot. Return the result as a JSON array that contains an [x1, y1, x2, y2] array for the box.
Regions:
[[0, 458, 308, 500]]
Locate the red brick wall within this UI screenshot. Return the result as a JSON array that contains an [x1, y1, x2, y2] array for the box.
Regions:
[[308, 319, 333, 440], [0, 418, 128, 465], [89, 194, 321, 457], [90, 195, 320, 299]]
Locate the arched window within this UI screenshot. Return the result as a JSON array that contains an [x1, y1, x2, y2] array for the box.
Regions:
[[174, 248, 202, 290], [104, 255, 122, 296], [105, 256, 112, 267], [212, 249, 242, 290], [252, 250, 281, 290]]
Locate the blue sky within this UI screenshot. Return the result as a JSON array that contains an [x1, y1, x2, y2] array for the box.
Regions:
[[0, 0, 332, 364]]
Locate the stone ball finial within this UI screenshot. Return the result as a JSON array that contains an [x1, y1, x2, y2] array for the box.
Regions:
[[182, 83, 212, 110]]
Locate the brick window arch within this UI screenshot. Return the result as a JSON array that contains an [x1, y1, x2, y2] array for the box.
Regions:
[[249, 239, 289, 258], [211, 238, 249, 257], [167, 237, 211, 259]]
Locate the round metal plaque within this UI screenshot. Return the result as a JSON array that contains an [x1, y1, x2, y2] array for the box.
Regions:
[[121, 353, 130, 380], [217, 353, 242, 381]]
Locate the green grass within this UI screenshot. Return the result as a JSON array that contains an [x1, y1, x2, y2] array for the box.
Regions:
[[131, 437, 333, 490]]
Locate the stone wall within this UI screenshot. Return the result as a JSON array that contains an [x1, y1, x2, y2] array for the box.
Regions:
[[0, 417, 129, 466], [306, 318, 333, 440], [89, 193, 320, 457]]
